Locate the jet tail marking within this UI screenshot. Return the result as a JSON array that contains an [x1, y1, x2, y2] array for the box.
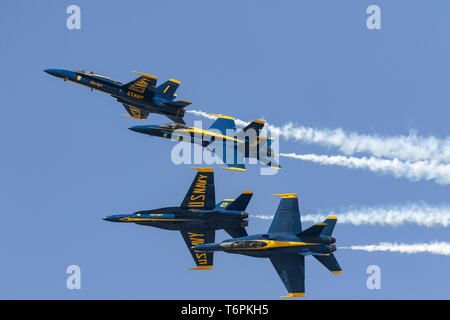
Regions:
[[180, 168, 215, 210], [122, 74, 157, 95], [155, 80, 180, 100]]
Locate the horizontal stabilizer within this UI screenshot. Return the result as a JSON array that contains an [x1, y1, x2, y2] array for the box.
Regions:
[[225, 227, 248, 238], [121, 103, 150, 120], [313, 253, 342, 273], [297, 223, 327, 237], [225, 191, 253, 211], [167, 115, 186, 125], [163, 100, 192, 108]]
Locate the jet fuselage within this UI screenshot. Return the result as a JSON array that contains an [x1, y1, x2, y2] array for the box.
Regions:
[[103, 207, 248, 232], [129, 124, 271, 163], [193, 233, 336, 258]]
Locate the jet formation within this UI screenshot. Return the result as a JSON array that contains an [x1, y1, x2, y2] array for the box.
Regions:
[[45, 68, 341, 297]]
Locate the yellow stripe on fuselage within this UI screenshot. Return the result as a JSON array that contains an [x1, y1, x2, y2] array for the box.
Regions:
[[77, 71, 111, 79], [120, 217, 198, 222], [183, 127, 244, 143], [155, 126, 244, 143], [229, 240, 320, 251]]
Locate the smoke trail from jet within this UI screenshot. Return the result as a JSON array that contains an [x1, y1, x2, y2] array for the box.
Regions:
[[251, 202, 450, 227], [279, 152, 450, 185], [269, 125, 450, 164], [188, 109, 450, 163], [340, 242, 450, 256], [188, 110, 450, 184]]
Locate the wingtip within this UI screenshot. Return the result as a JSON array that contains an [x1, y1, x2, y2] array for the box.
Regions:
[[132, 70, 157, 79], [169, 78, 181, 84], [189, 167, 214, 172], [281, 293, 304, 298], [272, 193, 298, 199], [221, 167, 246, 172], [189, 266, 213, 270], [209, 114, 234, 120]]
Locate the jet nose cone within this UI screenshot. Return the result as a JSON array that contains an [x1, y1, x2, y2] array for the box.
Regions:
[[44, 68, 74, 80], [103, 214, 129, 223], [129, 126, 151, 134], [44, 69, 63, 77]]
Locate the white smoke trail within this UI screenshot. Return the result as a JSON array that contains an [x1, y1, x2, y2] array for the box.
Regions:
[[341, 242, 450, 256], [279, 152, 450, 185], [270, 125, 450, 164], [251, 202, 450, 227], [188, 109, 450, 163]]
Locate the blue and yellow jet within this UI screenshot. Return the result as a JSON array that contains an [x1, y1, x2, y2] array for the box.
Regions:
[[129, 115, 281, 171], [44, 69, 191, 124], [192, 194, 342, 297], [103, 168, 252, 269]]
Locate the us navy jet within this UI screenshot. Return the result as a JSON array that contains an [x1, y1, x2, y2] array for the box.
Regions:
[[129, 114, 281, 171], [44, 69, 191, 124], [192, 194, 342, 297], [103, 168, 251, 269]]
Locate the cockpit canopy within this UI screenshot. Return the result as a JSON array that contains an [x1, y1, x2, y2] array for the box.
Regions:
[[159, 123, 187, 129], [227, 240, 267, 249], [75, 70, 94, 74]]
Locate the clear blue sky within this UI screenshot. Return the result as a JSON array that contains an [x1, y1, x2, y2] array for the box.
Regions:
[[1, 0, 449, 299]]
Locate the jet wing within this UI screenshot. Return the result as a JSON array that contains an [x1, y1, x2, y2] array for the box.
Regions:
[[180, 168, 215, 210], [180, 229, 215, 269], [207, 139, 247, 172], [268, 194, 302, 234], [121, 104, 151, 120], [269, 254, 305, 298]]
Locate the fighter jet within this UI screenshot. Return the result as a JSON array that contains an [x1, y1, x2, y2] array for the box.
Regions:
[[103, 168, 251, 269], [44, 69, 191, 124], [192, 193, 342, 297], [129, 114, 281, 171]]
